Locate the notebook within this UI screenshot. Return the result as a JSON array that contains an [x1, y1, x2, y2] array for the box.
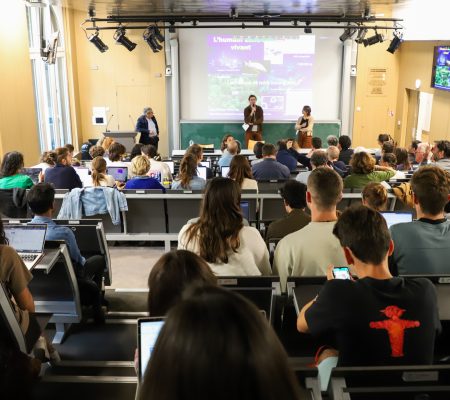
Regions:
[[138, 317, 165, 382], [21, 168, 42, 184], [4, 224, 47, 270], [196, 166, 207, 180], [221, 166, 230, 177], [107, 166, 128, 182], [380, 211, 413, 229]]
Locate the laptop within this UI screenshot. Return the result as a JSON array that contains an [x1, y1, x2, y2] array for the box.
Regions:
[[138, 317, 165, 382], [240, 201, 250, 221], [74, 167, 91, 187], [380, 211, 413, 229], [221, 166, 230, 177], [4, 224, 47, 270], [107, 166, 128, 182], [200, 161, 211, 169], [196, 166, 207, 180], [21, 168, 42, 184], [163, 161, 174, 174]]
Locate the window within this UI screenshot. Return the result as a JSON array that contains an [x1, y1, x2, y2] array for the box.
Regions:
[[26, 2, 72, 151]]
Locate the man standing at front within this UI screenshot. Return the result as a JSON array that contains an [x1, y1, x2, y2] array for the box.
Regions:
[[244, 95, 263, 148]]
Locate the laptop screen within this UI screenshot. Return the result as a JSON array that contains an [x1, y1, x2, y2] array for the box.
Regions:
[[107, 166, 128, 182], [196, 166, 207, 180], [240, 201, 250, 221], [21, 168, 42, 184], [138, 318, 165, 381], [200, 161, 211, 169], [74, 167, 91, 186], [380, 212, 413, 229], [221, 166, 230, 177], [4, 225, 47, 253], [163, 161, 174, 174]]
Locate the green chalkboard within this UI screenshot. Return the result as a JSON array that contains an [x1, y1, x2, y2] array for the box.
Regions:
[[180, 121, 341, 149]]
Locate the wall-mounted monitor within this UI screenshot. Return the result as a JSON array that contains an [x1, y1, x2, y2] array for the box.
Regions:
[[431, 46, 450, 92]]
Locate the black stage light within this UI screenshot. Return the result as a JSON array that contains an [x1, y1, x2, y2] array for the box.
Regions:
[[363, 32, 384, 47], [387, 32, 402, 54], [89, 30, 108, 53], [153, 25, 165, 43], [304, 21, 312, 34], [355, 28, 368, 44], [143, 27, 162, 52], [114, 27, 137, 51], [340, 27, 357, 42]]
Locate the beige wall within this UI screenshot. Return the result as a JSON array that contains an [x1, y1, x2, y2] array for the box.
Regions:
[[395, 41, 450, 147], [67, 10, 168, 156], [0, 2, 40, 165]]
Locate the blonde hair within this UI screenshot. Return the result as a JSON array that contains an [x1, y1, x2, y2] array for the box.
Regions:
[[362, 182, 388, 212], [131, 155, 150, 176], [91, 156, 107, 187], [101, 137, 115, 152]]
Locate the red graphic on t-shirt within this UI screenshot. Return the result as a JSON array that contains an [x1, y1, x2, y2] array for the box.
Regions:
[[369, 305, 420, 357]]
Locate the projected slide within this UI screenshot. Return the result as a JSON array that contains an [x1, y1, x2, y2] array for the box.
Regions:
[[207, 35, 314, 120]]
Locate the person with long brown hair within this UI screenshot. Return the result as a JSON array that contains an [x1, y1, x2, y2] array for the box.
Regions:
[[89, 156, 115, 187], [171, 153, 206, 190], [228, 155, 258, 191], [394, 147, 412, 172], [178, 177, 270, 275]]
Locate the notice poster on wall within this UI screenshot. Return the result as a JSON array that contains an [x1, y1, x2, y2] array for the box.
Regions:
[[367, 68, 387, 96]]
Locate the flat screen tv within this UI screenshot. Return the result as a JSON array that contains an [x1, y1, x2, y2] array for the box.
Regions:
[[431, 46, 450, 92]]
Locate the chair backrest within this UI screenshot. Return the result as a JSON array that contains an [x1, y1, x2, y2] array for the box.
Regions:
[[257, 180, 288, 193], [287, 276, 327, 304], [165, 191, 203, 233], [259, 193, 285, 222], [217, 276, 281, 324], [0, 189, 28, 218], [0, 282, 27, 353]]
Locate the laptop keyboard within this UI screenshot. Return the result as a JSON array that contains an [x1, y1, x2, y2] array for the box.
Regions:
[[21, 254, 38, 262]]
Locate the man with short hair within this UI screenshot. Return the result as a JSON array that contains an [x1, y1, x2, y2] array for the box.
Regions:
[[327, 146, 347, 177], [218, 140, 238, 168], [390, 166, 450, 275], [27, 183, 106, 323], [327, 135, 338, 147], [296, 150, 329, 185], [276, 140, 297, 172], [141, 144, 173, 185], [297, 205, 440, 390], [243, 94, 264, 148], [265, 180, 311, 242], [432, 140, 450, 171], [274, 168, 346, 289], [251, 143, 290, 181], [338, 135, 354, 165]]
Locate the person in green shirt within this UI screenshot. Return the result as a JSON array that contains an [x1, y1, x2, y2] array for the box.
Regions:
[[344, 151, 395, 189], [0, 151, 33, 189]]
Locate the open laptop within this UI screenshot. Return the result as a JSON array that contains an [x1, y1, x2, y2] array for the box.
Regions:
[[21, 168, 42, 184], [196, 166, 207, 180], [138, 317, 165, 382], [74, 167, 91, 187], [240, 201, 250, 221], [221, 166, 230, 177], [200, 160, 211, 169], [4, 224, 47, 270], [380, 211, 413, 229], [107, 166, 128, 182]]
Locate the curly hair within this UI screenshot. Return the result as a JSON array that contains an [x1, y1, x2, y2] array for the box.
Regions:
[[350, 152, 376, 175], [0, 152, 25, 177]]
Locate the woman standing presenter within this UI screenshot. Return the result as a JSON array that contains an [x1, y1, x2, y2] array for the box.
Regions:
[[295, 105, 314, 148]]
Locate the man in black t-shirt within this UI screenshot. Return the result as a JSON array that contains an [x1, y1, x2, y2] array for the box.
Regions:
[[297, 206, 440, 388]]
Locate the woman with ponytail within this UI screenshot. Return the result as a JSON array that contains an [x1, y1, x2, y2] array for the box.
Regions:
[[89, 156, 115, 187]]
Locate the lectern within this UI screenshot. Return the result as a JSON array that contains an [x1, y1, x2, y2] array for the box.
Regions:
[[103, 131, 138, 152]]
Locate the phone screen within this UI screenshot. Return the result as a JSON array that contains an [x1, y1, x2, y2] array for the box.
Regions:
[[332, 267, 351, 280]]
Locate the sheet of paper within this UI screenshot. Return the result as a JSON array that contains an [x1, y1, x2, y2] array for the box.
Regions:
[[242, 123, 249, 131]]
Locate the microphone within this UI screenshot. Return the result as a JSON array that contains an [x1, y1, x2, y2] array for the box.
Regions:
[[105, 114, 114, 132]]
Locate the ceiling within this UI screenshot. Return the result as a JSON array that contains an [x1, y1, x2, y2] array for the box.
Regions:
[[61, 0, 410, 19]]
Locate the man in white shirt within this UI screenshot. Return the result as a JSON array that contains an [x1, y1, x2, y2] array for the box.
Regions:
[[136, 107, 160, 149], [273, 168, 347, 291]]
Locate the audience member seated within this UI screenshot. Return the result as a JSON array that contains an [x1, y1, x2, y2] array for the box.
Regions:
[[171, 153, 206, 190], [44, 147, 82, 190], [66, 144, 81, 167], [251, 141, 264, 166], [390, 166, 450, 275], [0, 152, 34, 189], [362, 182, 388, 212], [432, 140, 450, 171], [381, 141, 395, 157], [178, 177, 271, 275], [375, 133, 393, 157], [297, 205, 440, 391], [88, 156, 115, 187], [138, 286, 304, 400], [185, 144, 213, 179], [327, 135, 339, 147], [286, 138, 303, 163], [414, 142, 432, 166], [327, 146, 347, 177], [218, 140, 238, 168], [98, 136, 115, 154], [228, 155, 258, 191], [125, 156, 164, 190], [274, 168, 346, 289], [408, 140, 421, 164], [147, 250, 217, 316], [344, 152, 395, 189], [307, 137, 322, 156], [251, 143, 290, 181], [129, 143, 144, 161], [220, 134, 234, 153], [106, 142, 127, 165], [296, 150, 328, 185], [394, 147, 412, 172], [338, 135, 354, 165], [89, 145, 105, 159], [31, 150, 56, 174], [141, 144, 173, 183], [276, 140, 297, 172], [380, 153, 406, 179], [80, 142, 93, 161], [28, 183, 106, 323], [266, 180, 310, 242]]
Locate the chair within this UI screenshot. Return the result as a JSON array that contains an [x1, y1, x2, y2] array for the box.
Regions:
[[248, 139, 265, 151], [166, 190, 203, 233], [0, 188, 28, 218]]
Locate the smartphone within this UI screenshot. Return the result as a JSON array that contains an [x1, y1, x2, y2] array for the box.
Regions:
[[332, 266, 351, 280]]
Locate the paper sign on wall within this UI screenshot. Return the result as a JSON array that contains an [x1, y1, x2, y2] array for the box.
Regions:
[[367, 68, 387, 96]]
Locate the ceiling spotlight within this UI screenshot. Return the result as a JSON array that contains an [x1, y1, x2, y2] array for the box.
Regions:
[[169, 22, 176, 33], [387, 31, 402, 54], [143, 27, 162, 52], [355, 28, 368, 44], [89, 30, 108, 53], [114, 27, 137, 52], [363, 31, 384, 47], [304, 21, 312, 34], [153, 25, 165, 42], [340, 27, 357, 42]]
